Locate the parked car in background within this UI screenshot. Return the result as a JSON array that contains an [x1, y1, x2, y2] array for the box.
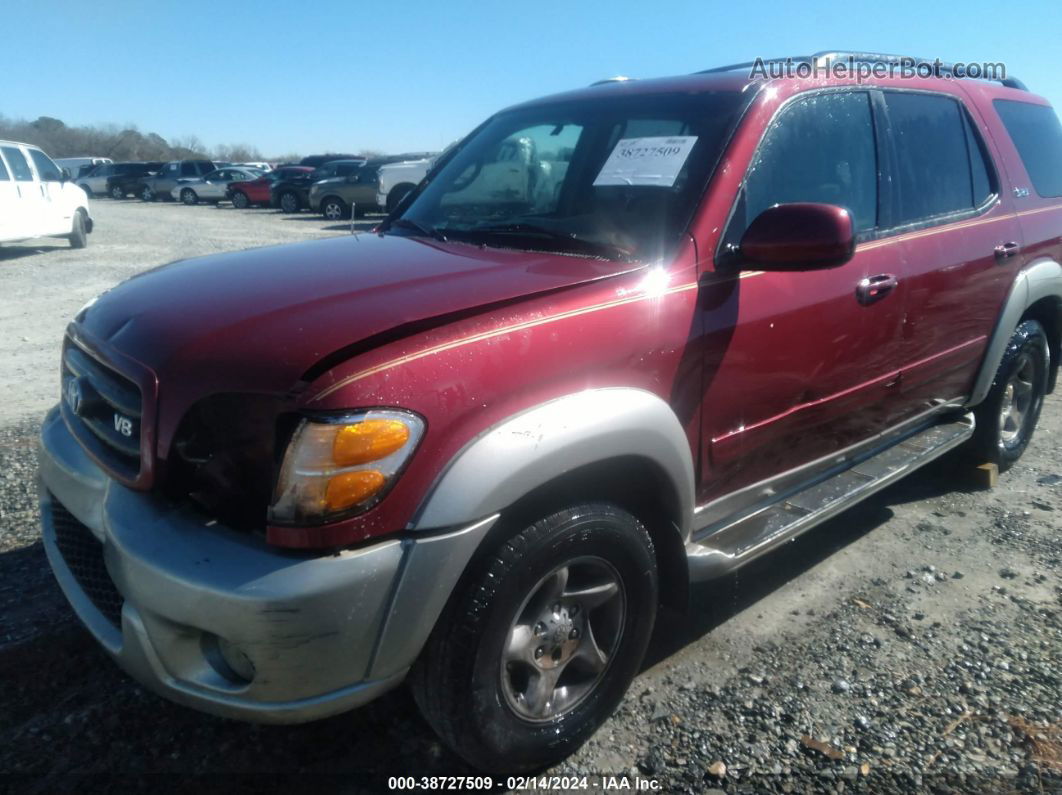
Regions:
[[1, 140, 92, 247], [228, 166, 312, 209], [55, 157, 112, 180], [77, 162, 160, 197], [299, 153, 359, 168], [269, 159, 366, 213], [376, 155, 437, 213], [310, 154, 434, 218], [105, 162, 164, 199], [140, 160, 216, 201], [235, 161, 272, 171], [170, 166, 265, 205]]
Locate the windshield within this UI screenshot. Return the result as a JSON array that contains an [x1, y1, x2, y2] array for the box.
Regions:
[[391, 90, 746, 262]]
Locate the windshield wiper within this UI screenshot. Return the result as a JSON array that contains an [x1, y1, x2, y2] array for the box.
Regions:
[[389, 218, 448, 242], [467, 223, 635, 262]]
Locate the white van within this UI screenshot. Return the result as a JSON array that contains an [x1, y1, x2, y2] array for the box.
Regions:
[[1, 141, 93, 248], [54, 156, 112, 180]]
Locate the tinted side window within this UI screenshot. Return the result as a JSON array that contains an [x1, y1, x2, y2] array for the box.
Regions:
[[994, 99, 1062, 198], [964, 113, 993, 205], [30, 150, 63, 181], [1, 147, 34, 181], [744, 91, 878, 232], [0, 154, 8, 180], [885, 93, 978, 223], [181, 162, 198, 177]]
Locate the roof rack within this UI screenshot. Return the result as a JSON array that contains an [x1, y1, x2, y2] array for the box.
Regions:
[[696, 50, 1027, 91]]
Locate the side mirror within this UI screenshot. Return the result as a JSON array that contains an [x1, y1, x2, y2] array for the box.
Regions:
[[60, 168, 71, 182], [738, 203, 855, 271]]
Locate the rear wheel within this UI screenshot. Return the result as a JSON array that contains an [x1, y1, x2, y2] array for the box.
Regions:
[[411, 502, 657, 773], [141, 186, 155, 202], [181, 188, 198, 205], [231, 191, 249, 209], [279, 191, 299, 213], [970, 319, 1049, 469], [110, 184, 125, 200], [68, 210, 88, 249], [321, 196, 347, 220]]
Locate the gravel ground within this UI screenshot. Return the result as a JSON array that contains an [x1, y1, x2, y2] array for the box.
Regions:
[[1, 200, 1060, 792]]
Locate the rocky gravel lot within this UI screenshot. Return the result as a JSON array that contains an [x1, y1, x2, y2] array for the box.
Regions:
[[1, 201, 1060, 793]]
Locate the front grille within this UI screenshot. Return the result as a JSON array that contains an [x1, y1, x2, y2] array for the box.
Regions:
[[49, 499, 124, 628], [61, 343, 142, 479]]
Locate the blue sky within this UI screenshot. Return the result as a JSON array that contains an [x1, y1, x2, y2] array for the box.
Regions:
[[4, 0, 1060, 156]]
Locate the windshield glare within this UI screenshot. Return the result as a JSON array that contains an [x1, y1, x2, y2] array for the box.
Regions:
[[395, 91, 746, 261]]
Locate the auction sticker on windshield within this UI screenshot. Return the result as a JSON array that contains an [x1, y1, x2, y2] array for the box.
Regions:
[[593, 136, 698, 187]]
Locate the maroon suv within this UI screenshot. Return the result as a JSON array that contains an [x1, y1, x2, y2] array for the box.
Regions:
[[39, 52, 1062, 772]]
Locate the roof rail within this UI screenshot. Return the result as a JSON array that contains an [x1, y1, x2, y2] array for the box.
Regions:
[[696, 51, 1027, 91], [590, 75, 635, 86]]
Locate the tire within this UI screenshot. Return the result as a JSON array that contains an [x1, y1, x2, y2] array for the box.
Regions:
[[386, 183, 415, 213], [321, 196, 347, 220], [110, 184, 125, 200], [68, 210, 88, 249], [279, 191, 299, 213], [410, 502, 658, 773], [970, 319, 1049, 470], [231, 191, 249, 209], [141, 186, 155, 202], [181, 188, 198, 206]]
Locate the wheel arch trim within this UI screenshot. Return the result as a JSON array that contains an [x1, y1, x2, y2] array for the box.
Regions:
[[409, 388, 697, 536], [968, 257, 1062, 407]]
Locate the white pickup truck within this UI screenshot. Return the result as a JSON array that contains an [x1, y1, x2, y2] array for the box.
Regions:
[[376, 156, 435, 213], [1, 140, 93, 248]]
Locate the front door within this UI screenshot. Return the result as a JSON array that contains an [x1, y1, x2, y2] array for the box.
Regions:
[[27, 148, 70, 236], [697, 89, 906, 504]]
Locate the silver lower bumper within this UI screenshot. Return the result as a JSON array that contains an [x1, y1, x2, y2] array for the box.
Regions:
[[38, 406, 497, 723]]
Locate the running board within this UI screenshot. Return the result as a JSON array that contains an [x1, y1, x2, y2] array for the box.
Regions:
[[686, 413, 975, 582]]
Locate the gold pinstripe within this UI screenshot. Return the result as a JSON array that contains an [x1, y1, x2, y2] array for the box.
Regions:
[[310, 203, 1061, 402]]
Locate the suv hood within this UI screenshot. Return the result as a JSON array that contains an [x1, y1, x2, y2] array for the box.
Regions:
[[77, 233, 642, 410]]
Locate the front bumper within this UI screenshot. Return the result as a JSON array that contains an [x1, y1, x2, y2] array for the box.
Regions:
[[38, 406, 497, 723]]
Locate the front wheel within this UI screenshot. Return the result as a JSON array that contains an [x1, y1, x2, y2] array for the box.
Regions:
[[181, 188, 198, 205], [411, 502, 658, 773], [68, 210, 88, 249], [231, 191, 249, 209], [321, 196, 347, 220], [970, 319, 1049, 469], [141, 186, 155, 202]]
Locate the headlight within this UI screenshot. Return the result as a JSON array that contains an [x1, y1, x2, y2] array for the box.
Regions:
[[269, 410, 425, 525]]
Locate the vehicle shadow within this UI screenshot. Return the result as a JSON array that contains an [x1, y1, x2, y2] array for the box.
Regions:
[[0, 244, 66, 261], [1, 452, 976, 790]]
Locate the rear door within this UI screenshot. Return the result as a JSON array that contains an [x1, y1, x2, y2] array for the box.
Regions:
[[27, 147, 71, 235], [880, 90, 1022, 412], [0, 145, 43, 238]]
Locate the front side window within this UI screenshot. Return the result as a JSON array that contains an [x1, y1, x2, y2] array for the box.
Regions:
[[163, 163, 178, 175], [743, 91, 878, 234], [29, 149, 63, 181], [1, 147, 34, 181], [994, 99, 1062, 198], [396, 91, 747, 262], [885, 92, 985, 224]]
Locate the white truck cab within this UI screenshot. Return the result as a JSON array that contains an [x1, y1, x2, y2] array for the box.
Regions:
[[0, 141, 93, 248]]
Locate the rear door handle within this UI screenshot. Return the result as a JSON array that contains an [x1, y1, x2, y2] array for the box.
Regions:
[[856, 273, 898, 305], [994, 242, 1021, 262]]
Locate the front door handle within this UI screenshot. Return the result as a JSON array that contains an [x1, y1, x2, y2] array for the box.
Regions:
[[856, 273, 898, 305], [994, 241, 1021, 262]]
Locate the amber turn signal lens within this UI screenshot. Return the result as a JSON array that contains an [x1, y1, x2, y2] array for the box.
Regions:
[[332, 420, 411, 466], [324, 470, 386, 511]]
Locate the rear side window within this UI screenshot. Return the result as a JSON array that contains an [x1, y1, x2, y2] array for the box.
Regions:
[[180, 162, 198, 177], [1, 147, 34, 181], [0, 154, 8, 180], [994, 99, 1062, 198], [885, 93, 993, 224], [743, 91, 878, 233]]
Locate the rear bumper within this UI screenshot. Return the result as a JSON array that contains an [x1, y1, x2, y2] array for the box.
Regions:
[[38, 406, 497, 723]]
